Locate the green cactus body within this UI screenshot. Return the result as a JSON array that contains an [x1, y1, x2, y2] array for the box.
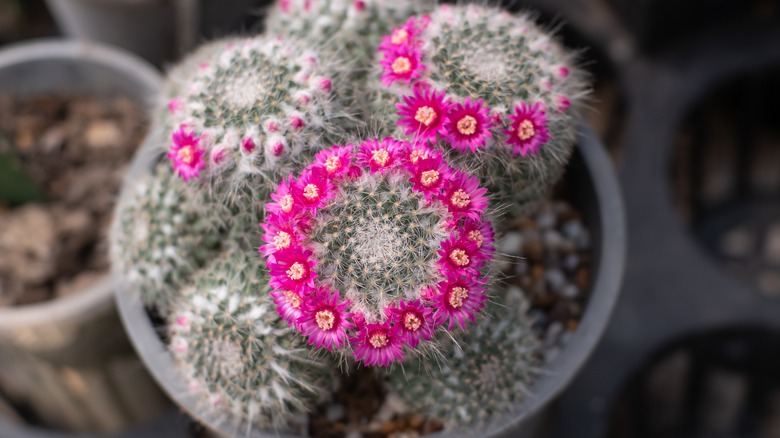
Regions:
[[388, 287, 541, 430], [169, 250, 335, 432], [110, 163, 226, 312], [370, 4, 590, 216]]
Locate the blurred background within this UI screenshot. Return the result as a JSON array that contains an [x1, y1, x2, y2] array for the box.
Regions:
[[0, 0, 779, 437]]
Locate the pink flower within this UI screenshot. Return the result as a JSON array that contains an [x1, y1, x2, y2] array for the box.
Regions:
[[444, 98, 493, 152], [385, 300, 434, 348], [408, 154, 451, 199], [432, 274, 487, 330], [351, 321, 404, 367], [268, 247, 317, 292], [380, 45, 424, 86], [403, 141, 439, 166], [440, 170, 489, 220], [270, 288, 306, 328], [396, 87, 450, 141], [379, 17, 422, 53], [299, 288, 353, 351], [314, 145, 356, 180], [504, 102, 551, 156], [167, 127, 205, 182], [462, 219, 495, 260], [259, 215, 304, 257], [438, 236, 482, 275], [358, 137, 403, 174], [267, 175, 300, 219], [292, 167, 333, 212]]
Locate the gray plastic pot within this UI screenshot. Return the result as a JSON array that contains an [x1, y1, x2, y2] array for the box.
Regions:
[[43, 0, 270, 66], [0, 39, 170, 434], [114, 121, 626, 438]]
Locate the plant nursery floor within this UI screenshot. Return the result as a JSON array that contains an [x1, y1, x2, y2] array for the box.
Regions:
[[0, 95, 147, 306], [308, 199, 593, 438]]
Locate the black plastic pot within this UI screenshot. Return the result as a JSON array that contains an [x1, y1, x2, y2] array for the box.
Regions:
[[0, 39, 175, 435], [549, 23, 780, 438], [114, 120, 626, 438]]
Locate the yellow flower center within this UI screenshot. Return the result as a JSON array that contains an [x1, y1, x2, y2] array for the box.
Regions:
[[468, 230, 484, 247], [324, 156, 341, 173], [315, 310, 335, 330], [283, 290, 301, 309], [403, 313, 422, 332], [409, 149, 429, 164], [449, 249, 470, 267], [391, 56, 412, 74], [456, 115, 478, 135], [448, 286, 469, 308], [414, 106, 437, 126], [274, 231, 292, 249], [420, 170, 440, 187], [372, 149, 390, 167], [303, 183, 320, 200], [391, 29, 409, 45], [450, 189, 471, 208], [286, 262, 306, 280], [369, 332, 388, 348], [280, 195, 294, 213], [518, 119, 535, 140], [176, 146, 196, 165]]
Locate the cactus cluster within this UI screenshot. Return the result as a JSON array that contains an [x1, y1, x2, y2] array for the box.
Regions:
[[112, 0, 592, 434], [369, 4, 589, 215]]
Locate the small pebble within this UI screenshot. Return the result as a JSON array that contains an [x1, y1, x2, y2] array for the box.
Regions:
[[497, 231, 523, 255], [543, 230, 564, 249], [562, 219, 584, 240], [560, 283, 580, 299], [545, 269, 566, 291], [720, 226, 755, 259], [536, 211, 556, 230], [563, 253, 580, 272]]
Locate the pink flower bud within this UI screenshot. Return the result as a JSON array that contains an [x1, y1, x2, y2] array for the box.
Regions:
[[242, 137, 256, 153]]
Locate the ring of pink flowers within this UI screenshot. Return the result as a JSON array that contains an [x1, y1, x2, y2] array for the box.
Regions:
[[261, 142, 494, 365]]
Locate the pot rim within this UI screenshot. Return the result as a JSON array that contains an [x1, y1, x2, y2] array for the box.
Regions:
[[114, 121, 626, 438], [0, 39, 161, 331]]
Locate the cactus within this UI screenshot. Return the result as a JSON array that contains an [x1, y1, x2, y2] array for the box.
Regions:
[[163, 34, 356, 209], [264, 0, 436, 112], [259, 139, 498, 367], [369, 4, 590, 216], [110, 161, 227, 312], [388, 287, 541, 431], [169, 250, 335, 432]]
